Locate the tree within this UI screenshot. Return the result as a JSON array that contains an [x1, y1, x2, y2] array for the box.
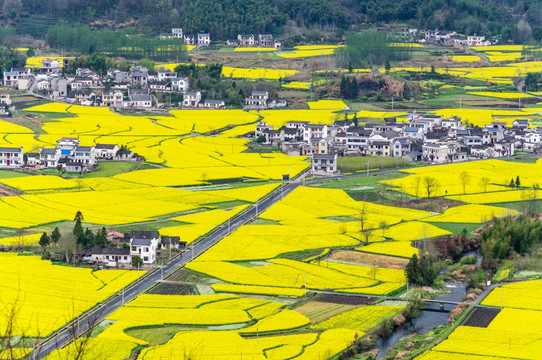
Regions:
[[405, 253, 421, 285], [51, 226, 61, 245], [380, 220, 389, 238], [350, 77, 359, 99], [459, 171, 471, 194], [516, 19, 533, 43], [340, 76, 347, 98], [73, 211, 84, 244], [516, 176, 521, 189], [352, 114, 358, 126], [132, 255, 143, 269], [510, 178, 515, 188], [256, 135, 266, 144], [39, 232, 50, 252], [423, 176, 439, 198], [479, 177, 490, 192]]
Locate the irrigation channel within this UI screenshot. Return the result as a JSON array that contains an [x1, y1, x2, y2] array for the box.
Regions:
[[374, 250, 483, 359]]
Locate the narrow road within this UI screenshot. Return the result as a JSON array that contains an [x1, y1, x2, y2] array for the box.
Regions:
[[33, 179, 303, 359]]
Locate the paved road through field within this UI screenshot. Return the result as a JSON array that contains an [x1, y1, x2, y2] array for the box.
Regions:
[[33, 179, 303, 359]]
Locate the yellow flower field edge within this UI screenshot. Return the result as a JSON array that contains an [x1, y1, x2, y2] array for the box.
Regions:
[[211, 284, 307, 297]]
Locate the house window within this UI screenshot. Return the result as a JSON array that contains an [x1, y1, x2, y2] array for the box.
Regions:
[[131, 246, 136, 251], [124, 256, 127, 260], [106, 255, 109, 260], [144, 247, 149, 252], [143, 256, 149, 262]]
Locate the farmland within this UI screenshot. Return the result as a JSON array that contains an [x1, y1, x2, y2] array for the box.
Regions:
[[419, 280, 542, 360], [5, 31, 542, 360]]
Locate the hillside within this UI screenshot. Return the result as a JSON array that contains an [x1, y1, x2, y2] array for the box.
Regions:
[[4, 0, 542, 42]]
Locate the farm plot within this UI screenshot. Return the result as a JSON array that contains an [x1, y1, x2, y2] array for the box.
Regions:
[[420, 280, 542, 359], [0, 253, 143, 337], [45, 293, 359, 360], [383, 159, 542, 197]]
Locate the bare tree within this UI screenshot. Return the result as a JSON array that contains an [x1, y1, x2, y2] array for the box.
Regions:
[[479, 177, 490, 192], [423, 176, 439, 198], [459, 171, 471, 194], [58, 230, 77, 264], [379, 220, 389, 238], [362, 228, 373, 245]]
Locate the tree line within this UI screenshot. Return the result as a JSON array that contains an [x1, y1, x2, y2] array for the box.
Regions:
[[46, 24, 189, 61]]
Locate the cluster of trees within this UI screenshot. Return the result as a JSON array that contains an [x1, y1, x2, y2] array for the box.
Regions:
[[46, 24, 188, 61], [481, 215, 542, 266], [72, 211, 110, 250], [405, 253, 437, 286], [339, 76, 359, 99], [336, 31, 412, 68]]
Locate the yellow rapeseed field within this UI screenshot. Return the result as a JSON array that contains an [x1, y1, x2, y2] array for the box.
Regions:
[[311, 305, 404, 333], [234, 47, 276, 52], [307, 99, 348, 109], [222, 66, 297, 79], [0, 253, 142, 337], [449, 55, 481, 62], [423, 204, 519, 223]]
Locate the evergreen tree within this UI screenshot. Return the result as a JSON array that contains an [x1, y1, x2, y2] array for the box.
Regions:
[[405, 253, 421, 285], [51, 226, 61, 245], [73, 211, 84, 244], [340, 76, 347, 98], [516, 176, 521, 188], [352, 114, 359, 126], [510, 178, 515, 188], [350, 77, 359, 99], [39, 232, 50, 253]]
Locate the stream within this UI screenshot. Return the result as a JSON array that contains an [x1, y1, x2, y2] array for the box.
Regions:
[[374, 250, 482, 359]]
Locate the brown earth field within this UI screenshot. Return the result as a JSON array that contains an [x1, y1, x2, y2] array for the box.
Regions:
[[327, 250, 409, 270]]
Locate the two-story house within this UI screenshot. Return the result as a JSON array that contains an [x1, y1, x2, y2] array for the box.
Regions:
[[172, 77, 189, 92], [73, 146, 96, 166], [0, 147, 23, 168], [40, 148, 61, 168], [197, 33, 211, 46], [130, 231, 159, 264], [183, 91, 202, 107], [102, 90, 124, 108]]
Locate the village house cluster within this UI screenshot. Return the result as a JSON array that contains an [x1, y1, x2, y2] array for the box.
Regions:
[[2, 62, 227, 109], [163, 28, 211, 46], [399, 28, 495, 47], [422, 30, 494, 46], [0, 137, 143, 172], [81, 230, 187, 268], [227, 34, 281, 48], [252, 113, 539, 175]]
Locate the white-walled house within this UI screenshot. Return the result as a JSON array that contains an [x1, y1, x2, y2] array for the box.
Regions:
[[172, 77, 189, 92], [40, 148, 61, 168], [311, 154, 338, 175], [130, 239, 157, 264], [0, 147, 23, 168], [95, 144, 119, 159], [73, 146, 96, 166], [183, 91, 202, 107]]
